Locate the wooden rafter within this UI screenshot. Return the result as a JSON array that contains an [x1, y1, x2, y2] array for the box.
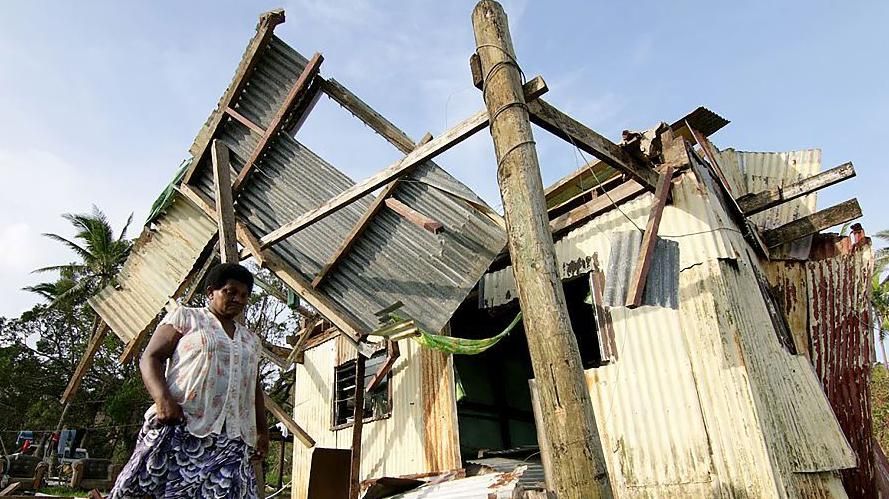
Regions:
[[225, 107, 265, 135], [182, 9, 285, 184], [737, 162, 856, 216], [549, 180, 646, 235], [527, 98, 659, 191], [762, 198, 862, 248], [232, 52, 324, 193], [257, 109, 489, 249], [321, 78, 417, 155], [311, 133, 433, 288]]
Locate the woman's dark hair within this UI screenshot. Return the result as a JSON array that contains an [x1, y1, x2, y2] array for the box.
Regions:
[[204, 263, 254, 293]]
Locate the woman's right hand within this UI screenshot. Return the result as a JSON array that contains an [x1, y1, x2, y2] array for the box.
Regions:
[[155, 396, 185, 425]]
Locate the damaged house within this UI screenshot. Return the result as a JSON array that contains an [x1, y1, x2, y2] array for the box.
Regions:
[[58, 4, 885, 499]]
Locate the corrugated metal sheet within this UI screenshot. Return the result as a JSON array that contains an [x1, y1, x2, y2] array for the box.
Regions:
[[465, 458, 545, 490], [318, 162, 507, 334], [188, 33, 505, 337], [88, 194, 216, 343], [602, 232, 678, 308], [767, 235, 877, 498], [670, 106, 730, 139], [386, 467, 525, 498], [481, 169, 742, 308], [290, 335, 458, 499], [586, 306, 714, 489], [712, 148, 821, 231]]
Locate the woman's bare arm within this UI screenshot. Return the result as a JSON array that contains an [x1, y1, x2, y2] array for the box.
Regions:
[[254, 379, 269, 458], [139, 323, 184, 424]]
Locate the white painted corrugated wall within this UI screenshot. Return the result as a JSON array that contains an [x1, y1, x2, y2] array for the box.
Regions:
[[290, 336, 459, 499]]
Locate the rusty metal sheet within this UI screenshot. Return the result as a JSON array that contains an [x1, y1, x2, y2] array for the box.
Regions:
[[806, 236, 875, 497]]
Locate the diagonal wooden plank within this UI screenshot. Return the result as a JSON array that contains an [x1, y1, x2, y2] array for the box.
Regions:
[[384, 198, 444, 234], [365, 341, 399, 393], [626, 164, 675, 308], [310, 133, 433, 288], [549, 180, 645, 235], [257, 110, 488, 249], [226, 107, 265, 135], [182, 9, 285, 184], [321, 77, 416, 155], [762, 199, 862, 248], [232, 52, 324, 193], [737, 162, 856, 216], [60, 322, 109, 404], [528, 98, 659, 191], [263, 393, 315, 448]]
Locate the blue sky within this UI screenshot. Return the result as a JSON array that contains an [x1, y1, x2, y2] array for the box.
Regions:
[[1, 0, 887, 321]]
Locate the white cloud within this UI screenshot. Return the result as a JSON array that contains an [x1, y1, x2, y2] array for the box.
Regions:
[[0, 147, 140, 319]]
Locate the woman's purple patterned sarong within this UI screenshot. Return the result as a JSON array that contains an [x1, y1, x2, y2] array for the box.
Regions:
[[109, 419, 256, 498]]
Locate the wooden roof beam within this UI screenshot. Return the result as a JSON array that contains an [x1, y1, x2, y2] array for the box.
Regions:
[[737, 162, 856, 216], [182, 9, 285, 184], [762, 198, 862, 248], [178, 184, 372, 356], [527, 99, 659, 191]]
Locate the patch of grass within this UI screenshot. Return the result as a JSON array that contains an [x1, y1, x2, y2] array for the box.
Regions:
[[39, 485, 89, 497]]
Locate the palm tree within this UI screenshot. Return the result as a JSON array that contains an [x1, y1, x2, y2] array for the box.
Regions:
[[873, 230, 889, 364], [24, 207, 133, 306], [876, 230, 889, 276], [874, 275, 889, 364]]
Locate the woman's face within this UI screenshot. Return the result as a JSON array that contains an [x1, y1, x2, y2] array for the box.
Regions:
[[207, 279, 251, 319]]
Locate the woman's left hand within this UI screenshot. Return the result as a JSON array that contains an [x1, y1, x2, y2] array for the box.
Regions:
[[253, 432, 269, 461]]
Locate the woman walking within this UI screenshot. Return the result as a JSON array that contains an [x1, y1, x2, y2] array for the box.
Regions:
[[110, 263, 269, 498]]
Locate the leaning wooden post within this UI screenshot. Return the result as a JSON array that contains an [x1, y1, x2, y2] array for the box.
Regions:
[[472, 2, 612, 497]]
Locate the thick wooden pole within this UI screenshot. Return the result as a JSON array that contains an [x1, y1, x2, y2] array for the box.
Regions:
[[212, 140, 238, 263], [472, 2, 611, 497]]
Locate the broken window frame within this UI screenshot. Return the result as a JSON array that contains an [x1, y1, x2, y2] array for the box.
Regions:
[[331, 347, 393, 430]]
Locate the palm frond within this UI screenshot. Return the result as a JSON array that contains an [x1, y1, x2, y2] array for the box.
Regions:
[[118, 213, 134, 241], [41, 233, 94, 262], [31, 264, 88, 275]]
